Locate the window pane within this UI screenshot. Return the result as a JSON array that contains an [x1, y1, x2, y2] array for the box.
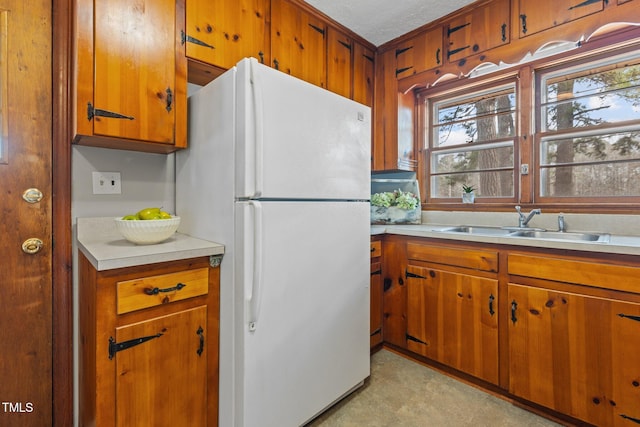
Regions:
[[542, 61, 640, 131], [432, 144, 514, 173], [541, 131, 640, 166], [434, 90, 515, 147], [431, 170, 514, 198], [541, 161, 640, 197]]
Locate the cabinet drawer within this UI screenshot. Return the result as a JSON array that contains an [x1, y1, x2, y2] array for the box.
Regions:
[[407, 242, 498, 272], [508, 253, 640, 294], [370, 240, 382, 258], [117, 268, 209, 314]]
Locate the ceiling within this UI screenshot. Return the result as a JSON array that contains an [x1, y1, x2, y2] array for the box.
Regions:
[[303, 0, 477, 47]]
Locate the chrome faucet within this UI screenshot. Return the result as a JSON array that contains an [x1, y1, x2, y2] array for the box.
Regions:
[[515, 205, 541, 228]]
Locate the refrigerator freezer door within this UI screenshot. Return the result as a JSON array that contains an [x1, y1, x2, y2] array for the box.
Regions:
[[235, 200, 370, 427], [235, 58, 371, 201]]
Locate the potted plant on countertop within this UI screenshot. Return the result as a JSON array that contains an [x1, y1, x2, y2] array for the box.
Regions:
[[462, 184, 476, 203]]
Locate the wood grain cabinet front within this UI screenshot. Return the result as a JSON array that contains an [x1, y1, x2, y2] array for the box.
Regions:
[[370, 238, 383, 349], [184, 0, 270, 71], [508, 253, 640, 426], [79, 254, 220, 427], [271, 0, 327, 88], [516, 0, 604, 38], [73, 0, 187, 154], [395, 27, 443, 79]]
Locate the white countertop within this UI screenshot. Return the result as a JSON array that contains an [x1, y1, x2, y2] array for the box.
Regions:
[[77, 217, 224, 271], [371, 223, 640, 256]]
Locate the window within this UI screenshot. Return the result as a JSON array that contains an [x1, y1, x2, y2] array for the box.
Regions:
[[422, 82, 517, 201], [537, 53, 640, 199]]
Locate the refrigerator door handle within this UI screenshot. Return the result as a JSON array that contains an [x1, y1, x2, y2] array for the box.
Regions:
[[250, 59, 264, 198], [248, 200, 263, 331]]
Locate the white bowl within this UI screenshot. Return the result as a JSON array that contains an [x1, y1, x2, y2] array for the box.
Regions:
[[114, 216, 181, 245]]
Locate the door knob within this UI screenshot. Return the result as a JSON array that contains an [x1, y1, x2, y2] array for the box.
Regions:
[[22, 238, 44, 254], [22, 188, 43, 203]]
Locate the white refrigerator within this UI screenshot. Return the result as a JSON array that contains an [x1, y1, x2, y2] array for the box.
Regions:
[[176, 57, 371, 427]]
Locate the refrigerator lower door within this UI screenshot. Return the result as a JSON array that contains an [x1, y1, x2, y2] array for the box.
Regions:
[[234, 200, 370, 427]]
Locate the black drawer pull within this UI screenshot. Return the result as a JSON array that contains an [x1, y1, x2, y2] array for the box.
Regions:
[[144, 282, 186, 295]]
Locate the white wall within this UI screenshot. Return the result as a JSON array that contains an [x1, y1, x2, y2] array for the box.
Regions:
[[71, 144, 176, 426]]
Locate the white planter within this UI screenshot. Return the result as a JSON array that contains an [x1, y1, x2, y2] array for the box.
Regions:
[[462, 192, 475, 204]]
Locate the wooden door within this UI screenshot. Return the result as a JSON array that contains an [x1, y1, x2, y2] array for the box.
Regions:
[[115, 306, 208, 427], [92, 0, 180, 144], [370, 261, 383, 347], [327, 26, 352, 99], [517, 0, 604, 38], [508, 283, 640, 426], [271, 0, 326, 88], [0, 0, 52, 425], [406, 265, 499, 384], [185, 0, 270, 70]]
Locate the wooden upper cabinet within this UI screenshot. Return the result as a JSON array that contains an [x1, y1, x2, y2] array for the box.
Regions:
[[446, 0, 510, 63], [184, 0, 270, 70], [327, 27, 353, 99], [271, 0, 327, 88], [73, 0, 187, 154], [517, 0, 604, 38], [353, 43, 374, 107], [395, 27, 443, 79]]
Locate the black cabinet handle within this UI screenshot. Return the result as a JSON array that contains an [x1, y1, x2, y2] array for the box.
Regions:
[[273, 58, 279, 70], [489, 294, 495, 316], [258, 51, 264, 64], [165, 87, 173, 113], [436, 48, 441, 64], [501, 23, 507, 42], [144, 282, 186, 295], [511, 300, 518, 324], [196, 326, 204, 357], [520, 14, 527, 34]]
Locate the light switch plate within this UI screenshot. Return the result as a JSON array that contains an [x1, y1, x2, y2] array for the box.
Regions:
[[92, 171, 122, 194]]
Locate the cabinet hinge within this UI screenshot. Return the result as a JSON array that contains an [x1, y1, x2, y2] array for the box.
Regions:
[[363, 54, 374, 63], [447, 45, 470, 60], [371, 269, 382, 276], [396, 66, 413, 77], [618, 313, 640, 323], [569, 0, 602, 9], [620, 414, 640, 424], [338, 40, 352, 50], [395, 46, 413, 57], [87, 102, 134, 121], [308, 23, 325, 36], [109, 333, 163, 360], [405, 269, 426, 279], [406, 334, 427, 345], [370, 328, 382, 337], [181, 30, 215, 49], [447, 22, 470, 37]]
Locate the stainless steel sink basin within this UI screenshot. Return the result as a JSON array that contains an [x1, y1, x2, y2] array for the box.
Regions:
[[509, 230, 610, 243], [440, 226, 515, 236]]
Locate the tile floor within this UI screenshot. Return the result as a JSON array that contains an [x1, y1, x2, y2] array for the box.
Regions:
[[307, 349, 565, 427]]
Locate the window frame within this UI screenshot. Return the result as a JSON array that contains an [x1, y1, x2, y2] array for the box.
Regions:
[[414, 32, 640, 212]]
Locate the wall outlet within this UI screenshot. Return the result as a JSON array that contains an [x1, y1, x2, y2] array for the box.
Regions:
[[92, 171, 122, 195]]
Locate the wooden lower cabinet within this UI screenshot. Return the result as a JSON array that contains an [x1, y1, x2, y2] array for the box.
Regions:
[[405, 263, 499, 384], [508, 255, 640, 426], [79, 253, 220, 427]]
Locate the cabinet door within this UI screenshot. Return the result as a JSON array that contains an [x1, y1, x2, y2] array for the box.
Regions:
[[517, 0, 604, 38], [271, 0, 327, 88], [446, 0, 510, 63], [115, 306, 208, 427], [92, 0, 180, 145], [327, 27, 353, 99], [353, 43, 374, 107], [370, 261, 383, 348], [508, 284, 640, 426], [396, 27, 443, 79], [406, 265, 499, 384], [185, 0, 270, 70]]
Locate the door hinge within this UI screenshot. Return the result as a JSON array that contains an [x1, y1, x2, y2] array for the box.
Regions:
[[618, 313, 640, 323], [405, 269, 426, 279], [370, 328, 382, 337], [569, 0, 602, 9], [371, 269, 382, 276], [447, 22, 470, 37], [620, 414, 640, 424], [396, 66, 413, 76], [406, 334, 427, 345], [447, 46, 470, 60], [181, 30, 214, 49], [109, 333, 162, 360], [308, 23, 325, 36], [395, 46, 413, 57], [87, 103, 134, 121]]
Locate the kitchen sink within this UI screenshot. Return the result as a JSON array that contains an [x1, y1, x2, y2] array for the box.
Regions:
[[509, 230, 610, 243], [440, 226, 515, 236]]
